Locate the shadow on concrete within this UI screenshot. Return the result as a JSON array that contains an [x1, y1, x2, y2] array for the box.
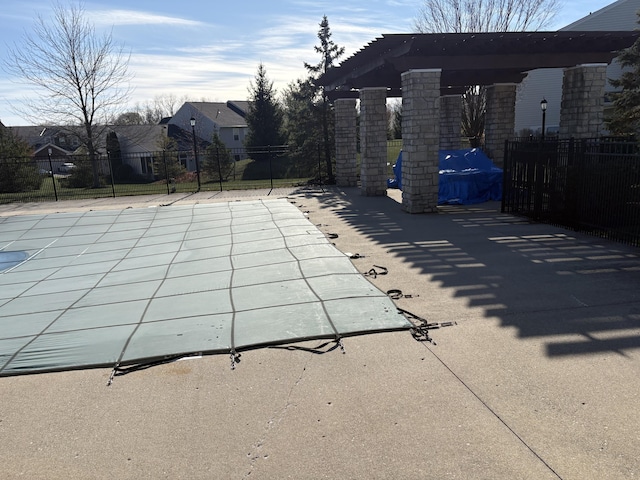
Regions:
[[305, 187, 640, 358]]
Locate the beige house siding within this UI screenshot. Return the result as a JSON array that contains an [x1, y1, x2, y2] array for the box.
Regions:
[[514, 0, 640, 134]]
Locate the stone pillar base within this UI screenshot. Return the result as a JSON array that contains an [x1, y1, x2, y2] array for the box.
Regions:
[[401, 69, 441, 213], [440, 95, 462, 150], [359, 88, 388, 196], [485, 83, 517, 168], [334, 98, 358, 187], [559, 64, 607, 139]]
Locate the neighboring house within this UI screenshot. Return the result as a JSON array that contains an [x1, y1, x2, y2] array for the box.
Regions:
[[9, 125, 82, 154], [106, 124, 170, 178], [32, 143, 74, 174], [9, 125, 83, 173], [107, 123, 213, 176], [5, 99, 249, 176], [169, 101, 249, 161], [514, 0, 640, 135]]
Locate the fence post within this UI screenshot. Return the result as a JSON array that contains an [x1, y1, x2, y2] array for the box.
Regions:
[[501, 140, 508, 213], [216, 146, 223, 192], [163, 149, 170, 195], [564, 137, 577, 227], [268, 145, 273, 192], [317, 142, 323, 184], [106, 151, 116, 198], [533, 138, 545, 219], [47, 148, 58, 201]]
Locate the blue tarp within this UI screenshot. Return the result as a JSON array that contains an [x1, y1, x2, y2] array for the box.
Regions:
[[387, 149, 503, 205]]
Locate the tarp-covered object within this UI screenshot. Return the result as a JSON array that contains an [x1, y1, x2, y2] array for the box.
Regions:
[[0, 200, 411, 377], [387, 149, 503, 205], [439, 149, 502, 205]]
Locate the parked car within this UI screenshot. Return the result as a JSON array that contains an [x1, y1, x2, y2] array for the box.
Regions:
[[58, 162, 76, 173]]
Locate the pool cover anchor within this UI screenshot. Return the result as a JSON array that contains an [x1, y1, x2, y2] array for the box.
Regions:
[[107, 364, 118, 386], [396, 307, 458, 346], [364, 265, 388, 278], [230, 350, 241, 370]]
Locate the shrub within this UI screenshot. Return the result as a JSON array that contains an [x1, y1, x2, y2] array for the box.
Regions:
[[0, 157, 42, 192]]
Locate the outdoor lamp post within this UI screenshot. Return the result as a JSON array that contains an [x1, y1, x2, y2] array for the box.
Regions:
[[190, 117, 201, 191], [540, 98, 548, 141], [47, 147, 58, 201]]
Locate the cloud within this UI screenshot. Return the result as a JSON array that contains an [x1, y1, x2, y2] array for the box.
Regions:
[[89, 9, 205, 27]]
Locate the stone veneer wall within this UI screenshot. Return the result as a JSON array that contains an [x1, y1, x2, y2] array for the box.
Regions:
[[401, 69, 441, 213], [440, 95, 462, 150], [359, 87, 388, 196], [559, 64, 607, 139], [334, 98, 358, 187], [484, 83, 517, 168]]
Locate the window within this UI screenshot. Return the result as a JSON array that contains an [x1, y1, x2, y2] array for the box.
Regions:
[[140, 156, 152, 174], [233, 128, 240, 141]]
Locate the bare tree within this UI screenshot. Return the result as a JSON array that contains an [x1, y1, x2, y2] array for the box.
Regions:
[[414, 0, 561, 33], [5, 2, 131, 187], [414, 0, 561, 140], [137, 94, 186, 124]]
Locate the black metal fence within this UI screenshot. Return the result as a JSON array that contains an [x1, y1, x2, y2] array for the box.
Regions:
[[1, 144, 326, 204], [502, 137, 640, 247]]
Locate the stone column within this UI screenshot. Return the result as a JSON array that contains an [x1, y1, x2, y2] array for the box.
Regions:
[[359, 87, 388, 196], [334, 98, 358, 187], [485, 83, 517, 168], [401, 69, 441, 214], [440, 94, 462, 150], [559, 64, 607, 139]]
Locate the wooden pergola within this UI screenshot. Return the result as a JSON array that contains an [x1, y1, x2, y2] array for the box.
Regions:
[[320, 31, 640, 98]]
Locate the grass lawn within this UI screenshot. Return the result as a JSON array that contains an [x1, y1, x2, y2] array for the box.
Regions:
[[1, 142, 403, 204]]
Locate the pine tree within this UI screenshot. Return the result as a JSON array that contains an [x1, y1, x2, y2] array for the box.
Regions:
[[391, 103, 402, 140], [0, 126, 42, 193], [204, 133, 233, 181], [303, 16, 345, 184], [283, 78, 323, 174], [607, 21, 640, 136], [245, 63, 286, 155]]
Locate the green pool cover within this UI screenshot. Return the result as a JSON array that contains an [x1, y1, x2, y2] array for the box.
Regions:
[[0, 199, 411, 377]]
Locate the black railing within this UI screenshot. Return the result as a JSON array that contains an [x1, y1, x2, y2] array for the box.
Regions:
[[502, 137, 640, 247], [0, 144, 326, 204]]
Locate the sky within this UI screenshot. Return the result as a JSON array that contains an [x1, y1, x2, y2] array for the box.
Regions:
[[0, 0, 620, 126]]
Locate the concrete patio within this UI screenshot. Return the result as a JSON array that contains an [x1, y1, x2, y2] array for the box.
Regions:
[[1, 186, 639, 479]]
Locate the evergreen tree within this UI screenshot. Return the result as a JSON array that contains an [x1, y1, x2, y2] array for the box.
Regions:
[[0, 126, 41, 193], [391, 103, 402, 139], [155, 134, 186, 185], [245, 63, 286, 157], [0, 125, 31, 157], [283, 78, 323, 175], [302, 16, 345, 184], [607, 20, 640, 136], [204, 133, 233, 181]]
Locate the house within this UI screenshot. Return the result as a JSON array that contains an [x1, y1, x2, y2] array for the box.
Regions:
[[5, 99, 250, 177], [168, 101, 249, 161], [514, 0, 640, 135], [106, 124, 170, 178], [9, 125, 82, 154], [8, 125, 84, 173]]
